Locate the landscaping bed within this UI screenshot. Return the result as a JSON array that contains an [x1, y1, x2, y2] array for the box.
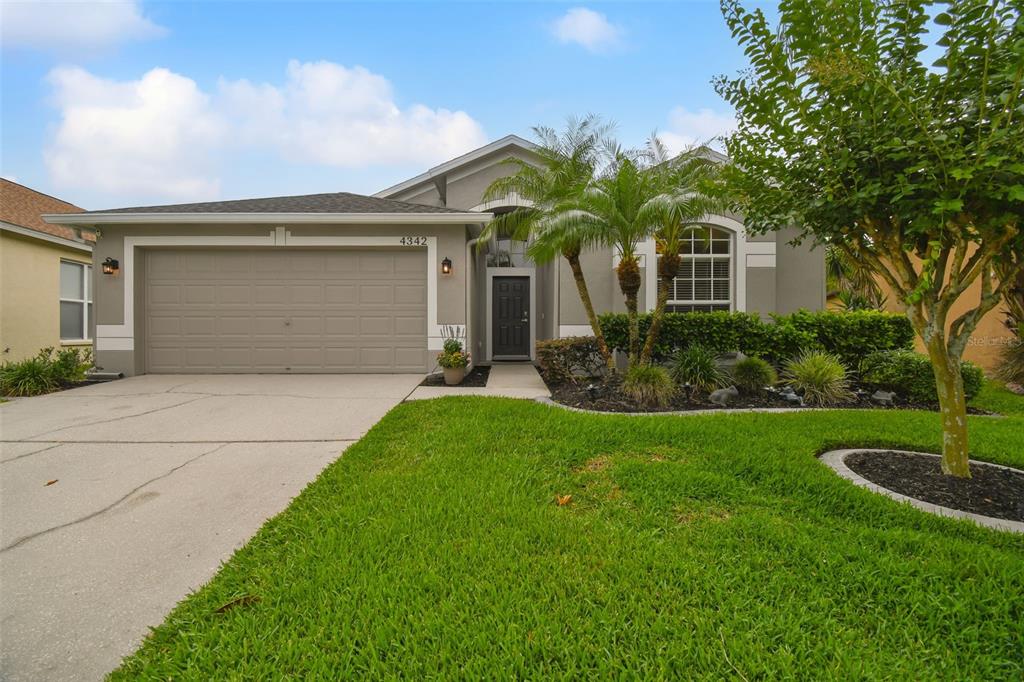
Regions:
[[419, 365, 490, 387], [546, 374, 993, 414], [845, 450, 1024, 523]]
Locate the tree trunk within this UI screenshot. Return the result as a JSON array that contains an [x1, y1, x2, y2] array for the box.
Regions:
[[616, 257, 642, 365], [640, 252, 681, 365], [563, 248, 615, 374], [924, 334, 971, 478]]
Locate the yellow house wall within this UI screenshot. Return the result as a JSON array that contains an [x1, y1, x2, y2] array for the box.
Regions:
[[0, 231, 93, 362]]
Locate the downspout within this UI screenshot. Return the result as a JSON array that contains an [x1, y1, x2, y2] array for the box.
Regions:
[[466, 231, 484, 370]]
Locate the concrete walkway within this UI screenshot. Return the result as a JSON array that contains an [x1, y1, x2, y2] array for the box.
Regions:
[[406, 363, 550, 401], [0, 373, 421, 682]]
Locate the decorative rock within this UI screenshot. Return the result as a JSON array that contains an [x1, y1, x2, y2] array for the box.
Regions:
[[871, 390, 896, 406], [709, 385, 739, 407]]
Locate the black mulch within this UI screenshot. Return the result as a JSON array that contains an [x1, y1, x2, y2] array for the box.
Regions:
[[545, 375, 994, 415], [845, 450, 1024, 523], [419, 365, 491, 387]]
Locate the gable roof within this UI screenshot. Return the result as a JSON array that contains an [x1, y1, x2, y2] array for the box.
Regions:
[[374, 134, 539, 199], [0, 179, 92, 244], [45, 191, 491, 225]]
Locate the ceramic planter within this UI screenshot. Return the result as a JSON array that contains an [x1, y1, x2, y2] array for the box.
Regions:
[[443, 366, 466, 385]]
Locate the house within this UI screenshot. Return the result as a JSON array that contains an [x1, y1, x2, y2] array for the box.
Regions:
[[1, 179, 93, 362], [44, 135, 824, 376]]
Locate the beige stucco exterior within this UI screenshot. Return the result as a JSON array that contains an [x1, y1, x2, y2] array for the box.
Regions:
[[0, 230, 92, 362]]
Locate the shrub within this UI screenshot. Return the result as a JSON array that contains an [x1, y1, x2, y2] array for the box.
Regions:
[[535, 337, 604, 385], [732, 356, 777, 393], [598, 310, 909, 365], [995, 324, 1024, 385], [860, 350, 984, 403], [0, 347, 94, 397], [670, 345, 730, 394], [778, 310, 914, 368], [782, 350, 854, 406], [622, 364, 675, 408]]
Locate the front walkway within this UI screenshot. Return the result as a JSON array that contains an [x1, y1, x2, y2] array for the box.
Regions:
[[406, 363, 550, 401]]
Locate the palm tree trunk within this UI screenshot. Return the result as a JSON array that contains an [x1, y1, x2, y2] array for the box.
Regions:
[[563, 247, 615, 373], [640, 252, 681, 365], [616, 257, 643, 366]]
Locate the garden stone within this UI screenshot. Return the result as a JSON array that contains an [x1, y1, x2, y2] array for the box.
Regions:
[[871, 390, 896, 406], [709, 385, 739, 407]]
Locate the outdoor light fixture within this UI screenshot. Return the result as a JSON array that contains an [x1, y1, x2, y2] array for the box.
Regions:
[[441, 257, 453, 275], [101, 257, 119, 275]]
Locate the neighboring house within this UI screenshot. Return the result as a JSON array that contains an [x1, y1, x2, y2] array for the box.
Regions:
[[45, 135, 824, 376], [1, 179, 93, 362]]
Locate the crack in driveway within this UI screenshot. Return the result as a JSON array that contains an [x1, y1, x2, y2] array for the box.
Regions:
[[0, 443, 233, 554], [21, 395, 209, 441]]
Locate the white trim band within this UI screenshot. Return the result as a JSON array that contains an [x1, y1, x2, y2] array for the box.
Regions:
[[44, 212, 491, 226]]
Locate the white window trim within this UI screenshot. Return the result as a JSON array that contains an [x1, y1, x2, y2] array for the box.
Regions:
[[60, 260, 92, 341], [639, 214, 757, 313], [666, 228, 734, 311]]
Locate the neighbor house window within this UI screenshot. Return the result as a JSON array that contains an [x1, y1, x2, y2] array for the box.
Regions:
[[60, 261, 92, 340], [666, 227, 732, 312]]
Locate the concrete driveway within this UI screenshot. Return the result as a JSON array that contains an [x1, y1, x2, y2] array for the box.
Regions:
[[0, 373, 421, 681]]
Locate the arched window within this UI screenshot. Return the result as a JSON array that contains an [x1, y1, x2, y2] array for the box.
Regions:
[[667, 226, 732, 312]]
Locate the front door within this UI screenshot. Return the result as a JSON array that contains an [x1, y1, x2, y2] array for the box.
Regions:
[[492, 276, 530, 358]]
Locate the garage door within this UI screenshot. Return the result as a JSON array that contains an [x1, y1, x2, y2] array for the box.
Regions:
[[144, 249, 428, 373]]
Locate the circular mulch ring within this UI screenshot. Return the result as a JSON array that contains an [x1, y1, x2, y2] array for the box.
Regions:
[[820, 449, 1024, 534]]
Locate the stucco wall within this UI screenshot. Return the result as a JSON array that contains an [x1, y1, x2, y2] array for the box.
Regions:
[[91, 222, 472, 375], [0, 231, 92, 362]]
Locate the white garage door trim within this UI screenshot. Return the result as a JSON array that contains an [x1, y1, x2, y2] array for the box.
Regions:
[[96, 230, 447, 352]]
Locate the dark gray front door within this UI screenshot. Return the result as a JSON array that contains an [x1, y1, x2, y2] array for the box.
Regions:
[[492, 276, 530, 358]]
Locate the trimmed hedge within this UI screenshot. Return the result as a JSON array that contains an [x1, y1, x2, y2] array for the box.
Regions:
[[536, 336, 605, 384], [860, 350, 984, 403], [598, 310, 913, 366]]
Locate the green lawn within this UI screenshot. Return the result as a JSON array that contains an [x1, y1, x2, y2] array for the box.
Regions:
[[115, 384, 1024, 679]]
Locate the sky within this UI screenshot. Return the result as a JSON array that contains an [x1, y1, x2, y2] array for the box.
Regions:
[[1, 1, 771, 210]]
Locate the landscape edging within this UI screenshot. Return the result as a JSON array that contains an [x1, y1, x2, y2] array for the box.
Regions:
[[820, 448, 1024, 535]]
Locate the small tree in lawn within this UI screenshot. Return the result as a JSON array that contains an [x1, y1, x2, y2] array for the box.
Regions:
[[716, 0, 1023, 477], [482, 116, 617, 373]]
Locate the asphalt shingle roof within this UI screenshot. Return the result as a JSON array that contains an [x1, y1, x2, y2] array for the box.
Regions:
[[1, 179, 92, 242], [81, 192, 474, 215]]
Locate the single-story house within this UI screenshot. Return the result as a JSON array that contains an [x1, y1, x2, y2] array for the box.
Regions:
[[44, 135, 824, 376], [1, 179, 94, 362]]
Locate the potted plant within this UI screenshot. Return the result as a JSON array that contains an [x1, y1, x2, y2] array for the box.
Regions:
[[438, 338, 470, 385]]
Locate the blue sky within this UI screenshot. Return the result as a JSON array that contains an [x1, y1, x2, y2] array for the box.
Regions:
[[1, 1, 770, 210]]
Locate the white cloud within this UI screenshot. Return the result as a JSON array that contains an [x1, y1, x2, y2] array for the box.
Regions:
[[45, 66, 224, 201], [658, 107, 736, 154], [1, 0, 165, 51], [551, 7, 622, 52], [221, 60, 487, 167], [44, 61, 488, 203]]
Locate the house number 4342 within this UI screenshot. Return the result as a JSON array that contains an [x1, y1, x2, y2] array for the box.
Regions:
[[399, 236, 428, 246]]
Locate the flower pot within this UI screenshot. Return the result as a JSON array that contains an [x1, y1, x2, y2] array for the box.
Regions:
[[443, 367, 466, 386]]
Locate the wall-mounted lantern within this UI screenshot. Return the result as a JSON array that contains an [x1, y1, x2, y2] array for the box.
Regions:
[[102, 257, 119, 275], [441, 256, 453, 275]]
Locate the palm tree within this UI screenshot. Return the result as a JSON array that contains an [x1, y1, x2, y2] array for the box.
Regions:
[[533, 148, 655, 365], [480, 116, 617, 371], [637, 141, 726, 364], [825, 244, 886, 310]]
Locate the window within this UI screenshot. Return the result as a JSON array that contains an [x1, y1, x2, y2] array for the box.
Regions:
[[60, 261, 92, 340], [666, 227, 732, 312], [487, 237, 530, 267]]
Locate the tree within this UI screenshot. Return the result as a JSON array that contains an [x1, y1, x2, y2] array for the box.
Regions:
[[825, 244, 887, 310], [535, 149, 657, 365], [481, 116, 617, 372], [638, 141, 727, 364], [716, 0, 1024, 476]]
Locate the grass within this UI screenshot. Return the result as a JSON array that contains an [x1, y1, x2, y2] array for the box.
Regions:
[[114, 383, 1024, 679]]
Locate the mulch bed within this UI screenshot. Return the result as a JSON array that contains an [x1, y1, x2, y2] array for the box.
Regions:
[[546, 375, 993, 415], [419, 365, 491, 388], [845, 450, 1024, 523]]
